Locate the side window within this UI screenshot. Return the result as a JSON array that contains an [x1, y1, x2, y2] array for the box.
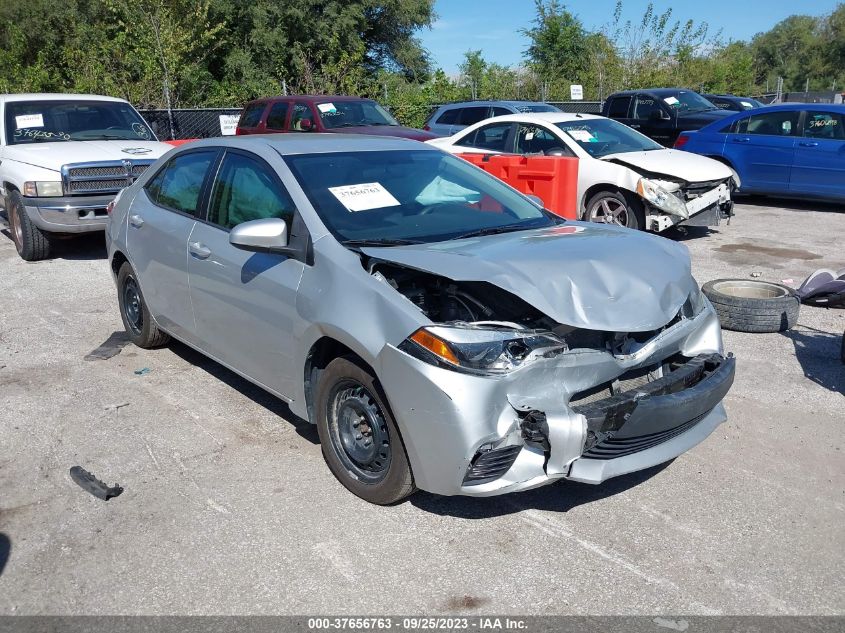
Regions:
[[145, 151, 215, 216], [492, 107, 512, 117], [291, 102, 315, 131], [239, 103, 265, 128], [266, 102, 290, 130], [458, 106, 491, 126], [720, 119, 739, 133], [745, 110, 800, 136], [208, 153, 295, 230], [456, 122, 512, 152], [515, 124, 571, 155], [803, 111, 844, 140], [607, 96, 631, 118], [633, 95, 664, 120], [435, 108, 460, 125]]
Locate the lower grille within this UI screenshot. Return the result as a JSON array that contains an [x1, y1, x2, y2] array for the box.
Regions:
[[581, 411, 708, 460], [463, 445, 522, 485]]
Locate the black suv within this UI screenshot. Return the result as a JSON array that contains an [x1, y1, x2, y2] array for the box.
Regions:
[[602, 89, 734, 146]]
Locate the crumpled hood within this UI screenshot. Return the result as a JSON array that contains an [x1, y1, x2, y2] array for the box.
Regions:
[[602, 149, 732, 183], [362, 222, 696, 332], [3, 140, 172, 173]]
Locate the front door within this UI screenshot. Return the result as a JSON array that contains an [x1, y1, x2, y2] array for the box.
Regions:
[[724, 109, 800, 193], [187, 150, 305, 398], [127, 149, 217, 340], [790, 110, 845, 198]]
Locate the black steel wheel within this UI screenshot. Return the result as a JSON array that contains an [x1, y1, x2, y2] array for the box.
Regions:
[[315, 356, 415, 504], [116, 262, 170, 348]]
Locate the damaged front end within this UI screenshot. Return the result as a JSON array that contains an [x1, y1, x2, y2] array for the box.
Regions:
[[371, 259, 734, 497]]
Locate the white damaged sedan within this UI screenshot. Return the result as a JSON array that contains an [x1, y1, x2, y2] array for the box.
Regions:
[[428, 112, 738, 232]]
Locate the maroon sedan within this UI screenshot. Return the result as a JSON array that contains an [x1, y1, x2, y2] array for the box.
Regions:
[[236, 95, 436, 141]]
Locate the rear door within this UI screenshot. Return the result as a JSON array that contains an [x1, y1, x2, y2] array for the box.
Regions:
[[186, 149, 306, 397], [236, 102, 267, 135], [633, 94, 674, 145], [453, 106, 491, 135], [450, 121, 515, 154], [790, 109, 845, 199], [265, 101, 291, 133], [723, 109, 800, 193], [128, 149, 218, 340]]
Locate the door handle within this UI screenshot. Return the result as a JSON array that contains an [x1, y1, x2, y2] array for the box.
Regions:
[[732, 137, 751, 143], [188, 241, 212, 259], [129, 214, 145, 228], [630, 124, 640, 128], [799, 141, 819, 147]]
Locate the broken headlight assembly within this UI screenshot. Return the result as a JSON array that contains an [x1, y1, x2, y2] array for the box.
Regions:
[[399, 325, 568, 375], [636, 178, 689, 218]]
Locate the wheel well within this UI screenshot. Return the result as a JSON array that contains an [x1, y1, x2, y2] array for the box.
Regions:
[[303, 337, 367, 423], [111, 250, 128, 278], [581, 185, 622, 215]]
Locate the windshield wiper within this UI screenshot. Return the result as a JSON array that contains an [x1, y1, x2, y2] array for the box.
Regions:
[[341, 238, 424, 247], [453, 223, 536, 240]]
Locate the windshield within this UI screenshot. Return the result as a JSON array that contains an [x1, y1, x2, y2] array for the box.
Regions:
[[556, 118, 663, 157], [284, 150, 559, 244], [661, 91, 718, 114], [515, 104, 562, 113], [4, 100, 156, 145], [316, 100, 400, 129]]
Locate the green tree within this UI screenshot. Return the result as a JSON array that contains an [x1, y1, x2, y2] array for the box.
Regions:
[[522, 0, 589, 88]]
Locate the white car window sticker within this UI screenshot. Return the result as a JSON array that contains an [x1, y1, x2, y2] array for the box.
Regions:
[[329, 182, 400, 212], [15, 114, 44, 128]]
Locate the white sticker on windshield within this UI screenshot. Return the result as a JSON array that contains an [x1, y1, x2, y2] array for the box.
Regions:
[[740, 101, 753, 108], [15, 114, 44, 129], [317, 102, 337, 113], [663, 96, 680, 105], [329, 182, 400, 212], [524, 132, 535, 140], [568, 129, 595, 142]]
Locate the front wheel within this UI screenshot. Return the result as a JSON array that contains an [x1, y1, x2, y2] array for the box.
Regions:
[[584, 190, 644, 230], [116, 262, 170, 348], [315, 356, 415, 504], [6, 191, 51, 261]]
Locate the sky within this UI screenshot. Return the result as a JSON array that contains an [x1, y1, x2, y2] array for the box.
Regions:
[[419, 0, 841, 74]]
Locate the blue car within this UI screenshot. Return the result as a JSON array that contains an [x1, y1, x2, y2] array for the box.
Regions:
[[674, 103, 845, 202]]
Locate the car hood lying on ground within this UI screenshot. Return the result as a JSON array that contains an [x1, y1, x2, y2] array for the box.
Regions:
[[600, 149, 732, 183], [362, 222, 696, 332]]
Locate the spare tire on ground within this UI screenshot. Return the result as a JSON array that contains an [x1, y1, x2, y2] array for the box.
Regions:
[[702, 279, 800, 333]]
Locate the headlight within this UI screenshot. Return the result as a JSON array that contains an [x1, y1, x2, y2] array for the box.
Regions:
[[23, 181, 63, 197], [399, 325, 568, 375], [636, 178, 688, 218]]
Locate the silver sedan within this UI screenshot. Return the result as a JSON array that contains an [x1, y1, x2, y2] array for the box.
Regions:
[[106, 134, 734, 504]]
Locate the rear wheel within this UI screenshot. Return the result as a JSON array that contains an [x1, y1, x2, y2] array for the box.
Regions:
[[6, 191, 51, 261], [315, 356, 415, 504], [117, 262, 170, 348], [584, 190, 644, 230]]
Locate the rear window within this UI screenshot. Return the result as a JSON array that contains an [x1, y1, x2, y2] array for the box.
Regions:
[[435, 109, 460, 125], [514, 104, 561, 113], [239, 103, 265, 128], [607, 96, 631, 118], [458, 107, 490, 126]]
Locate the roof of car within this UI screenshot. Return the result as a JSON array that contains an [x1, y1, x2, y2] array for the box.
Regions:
[[173, 133, 437, 155], [436, 100, 555, 108], [465, 112, 604, 124], [245, 95, 376, 105], [0, 93, 128, 103], [608, 88, 699, 97]]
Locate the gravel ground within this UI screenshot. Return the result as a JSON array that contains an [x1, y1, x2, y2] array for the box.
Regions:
[[0, 197, 843, 615]]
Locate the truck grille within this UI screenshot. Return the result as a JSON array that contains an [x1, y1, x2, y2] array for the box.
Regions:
[[61, 161, 153, 196]]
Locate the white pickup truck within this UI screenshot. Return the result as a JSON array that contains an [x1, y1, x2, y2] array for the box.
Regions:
[[0, 93, 173, 260]]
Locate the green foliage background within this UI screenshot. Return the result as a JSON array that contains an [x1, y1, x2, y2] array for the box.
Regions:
[[0, 0, 842, 128]]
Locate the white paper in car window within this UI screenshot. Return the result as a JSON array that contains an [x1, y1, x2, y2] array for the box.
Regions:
[[740, 101, 753, 108], [317, 103, 337, 113], [663, 96, 680, 105], [15, 114, 44, 129], [568, 129, 595, 142], [329, 182, 400, 212]]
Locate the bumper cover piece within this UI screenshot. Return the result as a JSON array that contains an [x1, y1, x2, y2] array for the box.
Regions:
[[23, 194, 116, 233]]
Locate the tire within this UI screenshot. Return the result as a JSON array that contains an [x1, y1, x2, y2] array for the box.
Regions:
[[315, 356, 415, 504], [116, 262, 170, 348], [6, 190, 51, 261], [584, 189, 644, 230], [702, 279, 800, 333]]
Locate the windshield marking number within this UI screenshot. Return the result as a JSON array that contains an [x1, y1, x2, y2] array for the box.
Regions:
[[329, 182, 401, 212]]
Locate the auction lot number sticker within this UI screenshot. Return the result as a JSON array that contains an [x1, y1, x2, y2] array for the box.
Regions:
[[329, 182, 401, 212]]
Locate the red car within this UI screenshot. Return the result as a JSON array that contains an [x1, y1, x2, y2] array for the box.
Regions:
[[236, 95, 436, 141]]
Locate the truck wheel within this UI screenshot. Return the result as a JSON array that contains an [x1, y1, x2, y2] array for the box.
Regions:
[[6, 191, 51, 261], [116, 262, 170, 348], [584, 190, 644, 230], [315, 356, 415, 505], [702, 279, 800, 333]]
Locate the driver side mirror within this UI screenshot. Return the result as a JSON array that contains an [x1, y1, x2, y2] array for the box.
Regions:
[[650, 109, 671, 121], [229, 218, 289, 253]]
